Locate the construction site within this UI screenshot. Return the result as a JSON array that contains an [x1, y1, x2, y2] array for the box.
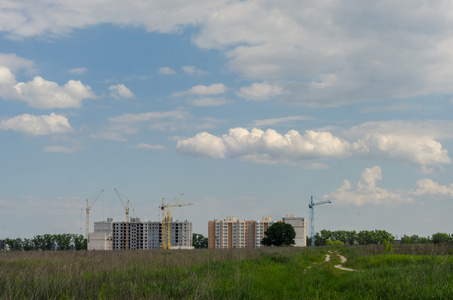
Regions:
[[85, 189, 328, 251], [86, 189, 194, 251]]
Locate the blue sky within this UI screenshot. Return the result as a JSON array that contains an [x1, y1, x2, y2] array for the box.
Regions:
[[1, 0, 453, 240]]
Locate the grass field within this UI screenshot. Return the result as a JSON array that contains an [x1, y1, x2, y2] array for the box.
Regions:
[[1, 244, 453, 299]]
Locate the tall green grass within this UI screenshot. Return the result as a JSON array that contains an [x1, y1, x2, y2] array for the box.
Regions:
[[1, 244, 453, 299]]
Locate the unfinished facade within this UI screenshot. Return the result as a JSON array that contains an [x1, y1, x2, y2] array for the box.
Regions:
[[282, 214, 307, 247], [87, 217, 193, 250], [208, 216, 276, 249], [88, 218, 113, 250]]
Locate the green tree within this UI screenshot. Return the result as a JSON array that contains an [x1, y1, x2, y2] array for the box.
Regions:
[[261, 222, 295, 247], [23, 238, 34, 251], [192, 233, 208, 248], [55, 234, 72, 250], [326, 239, 344, 246], [432, 232, 451, 244], [73, 234, 86, 250]]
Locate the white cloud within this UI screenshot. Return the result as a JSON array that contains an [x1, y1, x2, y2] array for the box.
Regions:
[[412, 179, 453, 197], [190, 97, 229, 107], [177, 127, 351, 163], [136, 143, 166, 150], [0, 0, 230, 39], [354, 134, 450, 166], [173, 83, 228, 97], [177, 124, 451, 167], [0, 53, 36, 74], [68, 68, 87, 74], [236, 82, 283, 100], [345, 120, 453, 139], [327, 166, 413, 206], [0, 66, 96, 108], [109, 84, 134, 99], [181, 65, 208, 75], [0, 113, 72, 135], [158, 67, 176, 75], [13, 76, 96, 108], [4, 2, 453, 105]]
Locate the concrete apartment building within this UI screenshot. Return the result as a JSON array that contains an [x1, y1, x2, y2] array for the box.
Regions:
[[88, 218, 114, 251], [89, 217, 193, 250], [282, 214, 307, 247], [208, 215, 307, 248], [208, 216, 277, 249]]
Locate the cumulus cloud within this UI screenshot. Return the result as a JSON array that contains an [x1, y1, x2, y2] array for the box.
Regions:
[[412, 179, 453, 197], [0, 113, 72, 135], [0, 66, 96, 108], [158, 67, 176, 75], [181, 66, 208, 75], [327, 166, 413, 206], [177, 127, 351, 163], [354, 134, 450, 166], [109, 84, 134, 99], [173, 83, 228, 97], [236, 82, 283, 100], [177, 124, 451, 167]]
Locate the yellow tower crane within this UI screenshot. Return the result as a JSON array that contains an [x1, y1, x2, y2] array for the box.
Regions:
[[114, 188, 130, 250], [160, 198, 166, 249], [160, 193, 193, 249], [85, 189, 104, 241]]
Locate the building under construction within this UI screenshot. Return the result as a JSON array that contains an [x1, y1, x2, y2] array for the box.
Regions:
[[88, 217, 193, 250], [208, 215, 307, 248]]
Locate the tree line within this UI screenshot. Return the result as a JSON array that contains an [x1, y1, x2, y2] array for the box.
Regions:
[[1, 234, 86, 251], [310, 229, 453, 246]]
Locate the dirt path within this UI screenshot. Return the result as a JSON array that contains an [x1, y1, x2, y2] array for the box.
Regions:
[[327, 251, 355, 271], [306, 251, 356, 273]]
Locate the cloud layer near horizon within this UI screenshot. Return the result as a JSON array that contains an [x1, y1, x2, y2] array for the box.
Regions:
[[177, 127, 450, 167]]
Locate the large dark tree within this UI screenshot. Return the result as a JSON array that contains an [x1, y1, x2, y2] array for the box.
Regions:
[[261, 222, 296, 247], [193, 233, 208, 248]]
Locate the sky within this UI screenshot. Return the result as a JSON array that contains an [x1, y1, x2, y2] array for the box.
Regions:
[[1, 0, 453, 240]]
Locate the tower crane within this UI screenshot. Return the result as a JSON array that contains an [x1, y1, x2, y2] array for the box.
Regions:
[[114, 188, 130, 250], [160, 193, 193, 249], [309, 195, 331, 246], [85, 189, 104, 241]]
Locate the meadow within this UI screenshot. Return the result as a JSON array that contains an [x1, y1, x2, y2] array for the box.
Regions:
[[1, 244, 453, 299]]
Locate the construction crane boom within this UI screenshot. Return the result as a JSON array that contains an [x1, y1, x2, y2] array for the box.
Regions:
[[309, 195, 331, 246], [114, 188, 130, 250], [160, 193, 193, 249], [85, 189, 104, 241]]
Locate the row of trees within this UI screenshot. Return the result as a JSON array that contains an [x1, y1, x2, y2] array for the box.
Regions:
[[400, 233, 453, 244], [311, 230, 453, 246], [2, 234, 86, 251], [310, 229, 395, 246]]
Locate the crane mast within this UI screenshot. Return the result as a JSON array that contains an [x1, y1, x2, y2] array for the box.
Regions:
[[309, 195, 331, 246], [114, 188, 130, 250], [85, 190, 104, 241], [160, 193, 193, 249], [160, 198, 166, 249]]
